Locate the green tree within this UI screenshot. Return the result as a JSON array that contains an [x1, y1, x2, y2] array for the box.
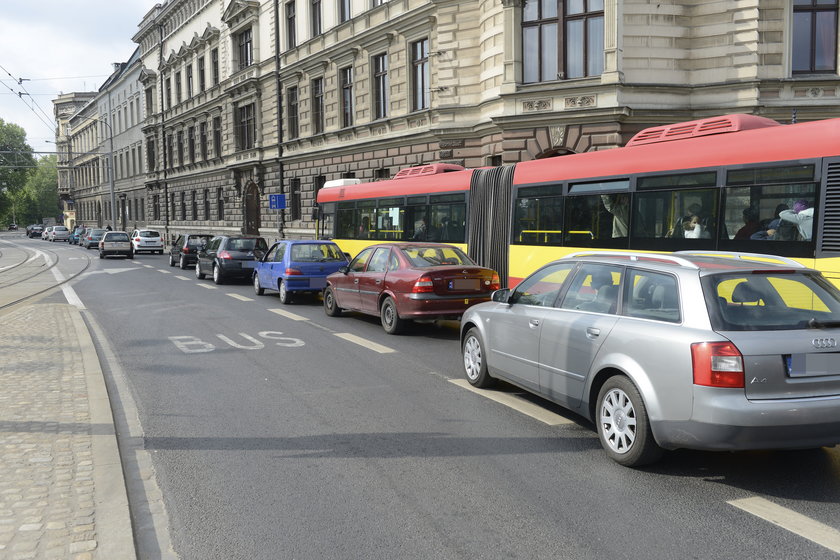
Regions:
[[22, 155, 59, 224], [0, 118, 36, 224]]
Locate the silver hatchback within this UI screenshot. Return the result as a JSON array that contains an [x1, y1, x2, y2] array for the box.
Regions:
[[460, 251, 840, 467]]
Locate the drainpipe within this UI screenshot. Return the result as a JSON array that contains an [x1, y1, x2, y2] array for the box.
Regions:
[[158, 23, 170, 244], [274, 0, 285, 240]]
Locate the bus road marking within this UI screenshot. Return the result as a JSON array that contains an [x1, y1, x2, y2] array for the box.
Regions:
[[728, 497, 840, 553], [197, 284, 217, 289], [334, 332, 395, 354], [227, 293, 253, 302], [449, 379, 576, 426], [268, 308, 309, 321]]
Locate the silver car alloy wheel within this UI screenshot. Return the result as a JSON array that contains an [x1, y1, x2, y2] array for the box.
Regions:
[[599, 387, 637, 455], [463, 335, 483, 382]]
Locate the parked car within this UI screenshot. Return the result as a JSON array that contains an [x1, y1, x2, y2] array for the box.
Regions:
[[253, 240, 349, 303], [195, 235, 268, 284], [27, 225, 43, 238], [324, 242, 500, 334], [130, 229, 164, 254], [48, 225, 70, 242], [41, 226, 53, 240], [98, 231, 133, 259], [168, 233, 212, 269], [460, 250, 840, 467], [68, 226, 85, 245], [81, 228, 107, 249]]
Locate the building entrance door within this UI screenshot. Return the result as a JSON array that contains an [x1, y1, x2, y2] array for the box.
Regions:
[[243, 182, 261, 235]]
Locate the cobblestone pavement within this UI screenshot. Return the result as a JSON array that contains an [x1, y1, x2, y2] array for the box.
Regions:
[[0, 303, 135, 560]]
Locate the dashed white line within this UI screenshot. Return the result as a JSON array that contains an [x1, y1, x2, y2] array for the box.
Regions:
[[728, 497, 840, 554], [268, 308, 309, 321], [157, 269, 171, 274], [227, 293, 253, 302], [334, 332, 395, 354], [142, 265, 154, 269], [449, 379, 575, 426], [174, 276, 190, 281], [196, 284, 217, 290]]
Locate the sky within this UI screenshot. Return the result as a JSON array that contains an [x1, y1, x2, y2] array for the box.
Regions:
[[0, 0, 161, 156]]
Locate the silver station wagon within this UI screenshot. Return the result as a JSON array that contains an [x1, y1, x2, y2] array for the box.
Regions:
[[460, 251, 840, 467]]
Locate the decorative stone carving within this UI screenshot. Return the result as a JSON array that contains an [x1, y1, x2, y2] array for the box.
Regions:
[[565, 95, 596, 108], [523, 98, 552, 112]]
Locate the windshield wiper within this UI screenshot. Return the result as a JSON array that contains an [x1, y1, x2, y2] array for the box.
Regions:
[[807, 318, 840, 329]]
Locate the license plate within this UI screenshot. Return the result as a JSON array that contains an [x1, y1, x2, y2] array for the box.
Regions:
[[449, 278, 480, 290], [787, 352, 840, 377], [241, 261, 255, 269]]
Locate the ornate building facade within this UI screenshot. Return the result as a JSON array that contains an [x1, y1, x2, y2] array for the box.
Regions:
[[57, 0, 840, 241]]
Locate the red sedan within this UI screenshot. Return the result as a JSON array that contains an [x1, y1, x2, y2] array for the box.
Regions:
[[324, 243, 500, 334]]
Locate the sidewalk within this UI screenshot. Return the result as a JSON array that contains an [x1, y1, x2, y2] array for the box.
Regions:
[[0, 303, 136, 560]]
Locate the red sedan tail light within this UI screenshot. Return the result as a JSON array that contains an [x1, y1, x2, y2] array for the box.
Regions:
[[691, 342, 744, 388], [487, 273, 501, 291], [412, 274, 435, 293]]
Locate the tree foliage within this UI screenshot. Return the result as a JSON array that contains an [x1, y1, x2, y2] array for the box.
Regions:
[[0, 118, 37, 224]]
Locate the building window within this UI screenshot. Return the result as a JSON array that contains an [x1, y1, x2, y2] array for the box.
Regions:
[[217, 187, 225, 220], [153, 195, 160, 221], [166, 134, 174, 168], [290, 178, 302, 221], [145, 88, 154, 114], [186, 64, 193, 98], [180, 192, 186, 220], [200, 122, 208, 160], [793, 0, 838, 74], [286, 1, 297, 49], [411, 39, 430, 111], [170, 193, 176, 222], [238, 28, 253, 70], [191, 191, 197, 220], [211, 48, 220, 86], [176, 131, 184, 166], [311, 0, 322, 36], [204, 189, 210, 220], [188, 126, 196, 163], [140, 197, 145, 221], [237, 103, 256, 150], [198, 56, 206, 91], [372, 53, 388, 119], [311, 77, 324, 134], [175, 71, 182, 103], [147, 138, 156, 171], [340, 0, 351, 22], [213, 116, 222, 157], [165, 77, 172, 108], [375, 168, 390, 180], [340, 66, 353, 128], [287, 86, 299, 139], [522, 0, 604, 83], [372, 0, 386, 6]]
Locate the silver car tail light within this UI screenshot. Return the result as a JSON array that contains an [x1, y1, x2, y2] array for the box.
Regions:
[[691, 342, 744, 388]]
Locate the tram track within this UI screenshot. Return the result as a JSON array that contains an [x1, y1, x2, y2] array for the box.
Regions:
[[0, 239, 94, 310]]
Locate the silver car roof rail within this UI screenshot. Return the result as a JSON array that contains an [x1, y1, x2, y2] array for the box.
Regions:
[[562, 251, 700, 269], [675, 250, 808, 269]]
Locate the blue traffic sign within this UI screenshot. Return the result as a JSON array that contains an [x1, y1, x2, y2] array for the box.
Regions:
[[269, 194, 286, 210]]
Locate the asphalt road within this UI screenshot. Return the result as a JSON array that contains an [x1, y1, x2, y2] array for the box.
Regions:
[[8, 233, 840, 560]]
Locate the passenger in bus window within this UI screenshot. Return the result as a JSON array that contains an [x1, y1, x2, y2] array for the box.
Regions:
[[413, 218, 428, 240], [750, 203, 790, 240], [779, 199, 814, 241], [601, 194, 629, 237], [683, 214, 711, 239], [734, 207, 762, 240], [358, 216, 371, 239], [439, 216, 452, 241]]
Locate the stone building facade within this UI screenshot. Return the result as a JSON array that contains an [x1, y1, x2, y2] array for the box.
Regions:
[[53, 92, 96, 230], [57, 0, 840, 240]]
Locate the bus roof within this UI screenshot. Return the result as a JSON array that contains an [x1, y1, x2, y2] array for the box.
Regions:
[[513, 116, 840, 186]]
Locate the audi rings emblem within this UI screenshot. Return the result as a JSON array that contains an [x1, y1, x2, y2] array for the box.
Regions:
[[811, 338, 837, 349]]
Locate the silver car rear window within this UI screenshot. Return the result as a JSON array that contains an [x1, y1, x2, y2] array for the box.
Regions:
[[703, 272, 840, 331]]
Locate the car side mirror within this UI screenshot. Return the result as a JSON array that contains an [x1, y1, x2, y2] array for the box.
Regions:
[[491, 288, 511, 304], [338, 265, 350, 275]]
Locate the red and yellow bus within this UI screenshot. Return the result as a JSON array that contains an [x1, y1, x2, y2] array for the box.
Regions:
[[316, 114, 840, 287]]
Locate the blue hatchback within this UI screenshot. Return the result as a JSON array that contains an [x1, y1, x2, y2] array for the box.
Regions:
[[253, 240, 349, 304]]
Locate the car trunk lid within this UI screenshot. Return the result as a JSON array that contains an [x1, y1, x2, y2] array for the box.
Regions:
[[424, 267, 497, 296]]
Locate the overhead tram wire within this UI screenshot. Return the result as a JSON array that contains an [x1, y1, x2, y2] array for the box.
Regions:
[[0, 64, 56, 133]]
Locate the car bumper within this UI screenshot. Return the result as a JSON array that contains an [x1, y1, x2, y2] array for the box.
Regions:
[[394, 292, 492, 319], [653, 387, 840, 451], [134, 244, 163, 251], [284, 277, 328, 292], [218, 261, 257, 278]]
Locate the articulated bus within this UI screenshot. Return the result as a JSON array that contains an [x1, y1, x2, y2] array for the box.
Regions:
[[315, 114, 840, 288]]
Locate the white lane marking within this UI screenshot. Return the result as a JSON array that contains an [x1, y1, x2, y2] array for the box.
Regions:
[[142, 264, 154, 269], [268, 308, 309, 321], [197, 284, 217, 290], [174, 276, 190, 281], [51, 266, 85, 309], [728, 497, 840, 553], [333, 332, 395, 354], [449, 378, 575, 426], [158, 269, 171, 274], [227, 293, 253, 302]]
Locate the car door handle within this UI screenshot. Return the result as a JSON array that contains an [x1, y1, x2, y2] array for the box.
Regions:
[[529, 319, 541, 328], [375, 279, 382, 284], [354, 279, 359, 284], [586, 327, 601, 339]]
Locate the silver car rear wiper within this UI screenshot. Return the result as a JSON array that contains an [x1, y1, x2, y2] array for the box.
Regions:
[[807, 318, 840, 329]]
